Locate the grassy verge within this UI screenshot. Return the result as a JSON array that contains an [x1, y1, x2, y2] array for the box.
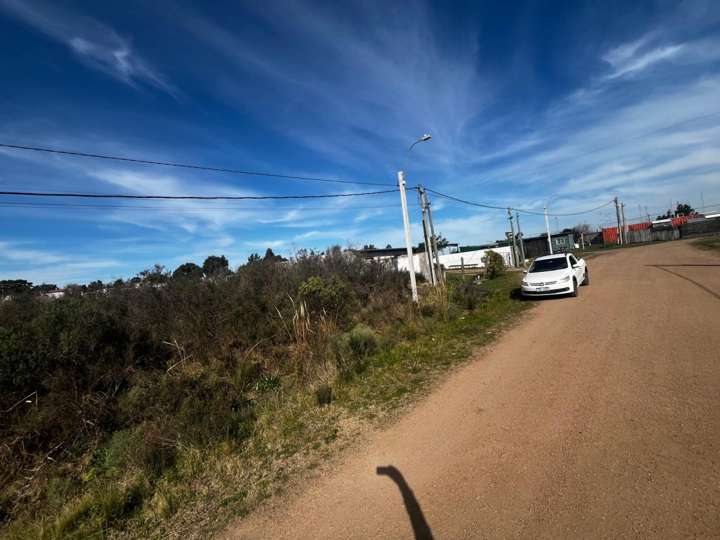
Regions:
[[691, 235, 720, 254], [3, 273, 529, 539]]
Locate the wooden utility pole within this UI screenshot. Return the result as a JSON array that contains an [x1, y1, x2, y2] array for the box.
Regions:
[[422, 187, 444, 285], [417, 186, 436, 286], [515, 211, 525, 265], [508, 208, 518, 267], [614, 197, 623, 245]]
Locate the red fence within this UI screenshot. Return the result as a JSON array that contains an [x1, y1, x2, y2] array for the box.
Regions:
[[602, 216, 691, 244]]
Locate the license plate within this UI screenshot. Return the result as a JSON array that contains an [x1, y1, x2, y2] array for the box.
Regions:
[[538, 286, 549, 291]]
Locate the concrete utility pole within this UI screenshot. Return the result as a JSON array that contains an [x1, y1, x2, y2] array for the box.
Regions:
[[621, 203, 628, 244], [645, 206, 651, 222], [418, 186, 443, 285], [515, 211, 525, 265], [417, 186, 437, 286], [398, 171, 418, 303], [614, 197, 623, 245], [424, 191, 444, 285], [508, 208, 518, 267], [544, 206, 553, 255]]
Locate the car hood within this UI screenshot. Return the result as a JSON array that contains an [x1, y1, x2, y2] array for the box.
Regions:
[[524, 269, 571, 284]]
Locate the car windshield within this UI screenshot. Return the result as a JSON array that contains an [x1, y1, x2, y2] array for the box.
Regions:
[[529, 257, 568, 272]]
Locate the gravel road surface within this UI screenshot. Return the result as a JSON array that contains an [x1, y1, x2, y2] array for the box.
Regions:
[[229, 239, 720, 539]]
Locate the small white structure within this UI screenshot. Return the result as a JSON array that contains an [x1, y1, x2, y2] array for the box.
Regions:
[[439, 246, 513, 271], [43, 289, 65, 299], [396, 246, 513, 277]]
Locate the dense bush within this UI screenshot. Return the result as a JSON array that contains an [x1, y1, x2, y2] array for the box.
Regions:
[[0, 247, 410, 527], [451, 281, 490, 310], [482, 250, 506, 279]]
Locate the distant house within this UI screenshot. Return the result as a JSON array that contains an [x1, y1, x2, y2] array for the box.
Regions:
[[438, 245, 513, 271], [521, 232, 575, 259], [354, 244, 514, 278], [353, 246, 432, 279], [43, 289, 65, 300]]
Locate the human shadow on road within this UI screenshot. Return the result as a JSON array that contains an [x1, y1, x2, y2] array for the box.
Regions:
[[376, 466, 434, 540]]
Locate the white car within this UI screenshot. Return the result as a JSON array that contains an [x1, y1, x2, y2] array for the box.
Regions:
[[521, 253, 588, 298]]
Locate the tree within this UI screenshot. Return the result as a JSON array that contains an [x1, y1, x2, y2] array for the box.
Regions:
[[172, 262, 203, 280], [139, 264, 169, 285], [264, 248, 285, 262], [385, 244, 392, 249], [0, 280, 32, 297], [87, 280, 105, 292], [202, 255, 229, 277], [435, 234, 450, 249], [573, 223, 591, 233], [675, 203, 694, 216], [247, 253, 261, 264], [362, 244, 377, 250], [65, 283, 86, 296], [32, 283, 58, 294], [657, 203, 695, 220]]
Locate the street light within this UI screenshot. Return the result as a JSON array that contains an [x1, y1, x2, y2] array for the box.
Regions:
[[409, 133, 432, 152], [398, 134, 433, 302]]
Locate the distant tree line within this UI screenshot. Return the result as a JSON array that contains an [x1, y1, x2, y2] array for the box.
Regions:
[[656, 203, 695, 220]]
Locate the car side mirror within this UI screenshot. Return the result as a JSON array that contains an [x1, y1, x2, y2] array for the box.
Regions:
[[523, 270, 528, 274], [571, 264, 578, 269]]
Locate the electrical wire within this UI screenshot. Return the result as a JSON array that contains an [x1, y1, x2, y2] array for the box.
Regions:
[[424, 187, 614, 216], [0, 200, 412, 212], [0, 143, 394, 187], [0, 188, 399, 201]]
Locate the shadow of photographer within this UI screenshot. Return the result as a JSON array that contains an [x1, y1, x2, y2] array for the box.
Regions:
[[376, 465, 434, 540]]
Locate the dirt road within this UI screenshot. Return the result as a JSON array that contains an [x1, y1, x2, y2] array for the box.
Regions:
[[230, 240, 720, 539]]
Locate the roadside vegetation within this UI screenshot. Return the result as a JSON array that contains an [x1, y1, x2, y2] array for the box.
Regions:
[[0, 248, 527, 539], [692, 235, 720, 254]]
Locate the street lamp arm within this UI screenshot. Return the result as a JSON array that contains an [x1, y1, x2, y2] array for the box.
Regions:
[[408, 134, 432, 152]]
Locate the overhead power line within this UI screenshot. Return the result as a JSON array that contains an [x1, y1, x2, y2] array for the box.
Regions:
[[0, 189, 398, 201], [0, 143, 394, 187], [0, 200, 411, 212], [424, 187, 614, 216]]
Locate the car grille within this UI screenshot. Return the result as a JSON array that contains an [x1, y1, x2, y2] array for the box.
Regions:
[[529, 281, 557, 286]]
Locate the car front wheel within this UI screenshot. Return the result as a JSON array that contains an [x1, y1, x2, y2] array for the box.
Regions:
[[571, 278, 578, 297], [582, 269, 590, 286]]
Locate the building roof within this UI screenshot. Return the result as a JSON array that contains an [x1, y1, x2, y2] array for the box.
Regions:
[[534, 253, 568, 261], [353, 246, 424, 257]]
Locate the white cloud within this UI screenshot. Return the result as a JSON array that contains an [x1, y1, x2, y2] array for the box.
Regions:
[[0, 241, 68, 264], [603, 42, 685, 79], [0, 0, 178, 97], [0, 240, 122, 285]]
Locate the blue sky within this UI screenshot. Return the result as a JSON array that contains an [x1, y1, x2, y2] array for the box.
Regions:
[[1, 0, 719, 285]]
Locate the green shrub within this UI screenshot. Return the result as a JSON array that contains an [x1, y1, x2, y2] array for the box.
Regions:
[[315, 384, 332, 406], [348, 324, 378, 357], [481, 250, 506, 279], [451, 281, 489, 310], [298, 275, 353, 320], [0, 246, 410, 531]]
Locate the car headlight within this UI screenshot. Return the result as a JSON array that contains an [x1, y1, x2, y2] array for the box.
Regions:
[[560, 275, 571, 282], [521, 279, 528, 286]]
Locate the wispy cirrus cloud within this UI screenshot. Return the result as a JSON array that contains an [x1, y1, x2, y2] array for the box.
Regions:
[[0, 240, 122, 284], [0, 0, 178, 97], [603, 42, 685, 79]]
